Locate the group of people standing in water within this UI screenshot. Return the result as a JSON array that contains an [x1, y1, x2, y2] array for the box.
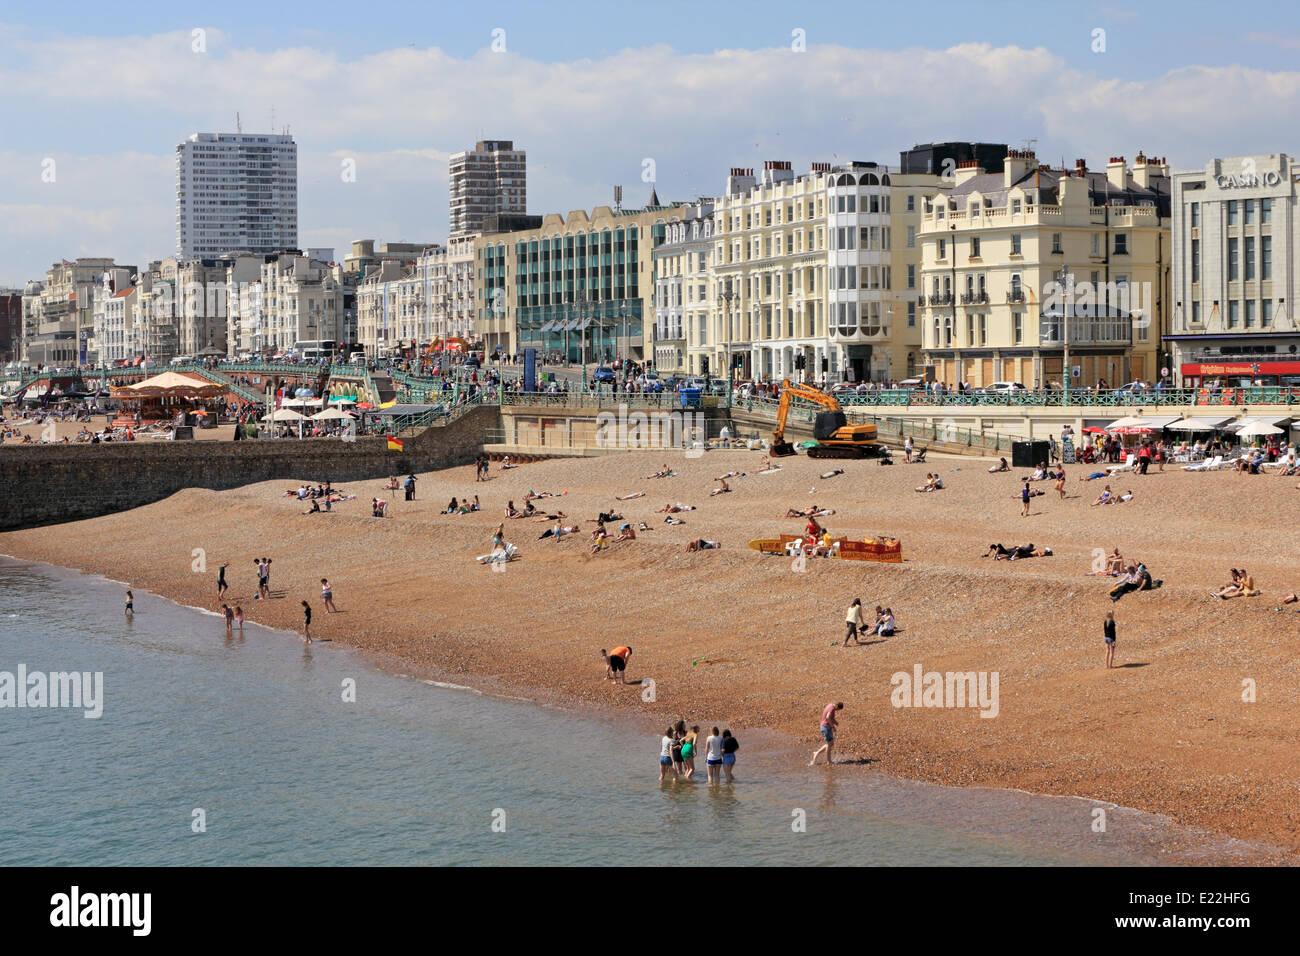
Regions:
[[659, 721, 740, 785]]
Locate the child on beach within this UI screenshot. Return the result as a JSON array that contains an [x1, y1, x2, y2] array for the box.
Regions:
[[301, 600, 312, 644], [234, 606, 244, 630], [222, 603, 234, 632], [320, 579, 337, 613], [125, 590, 133, 617], [659, 728, 677, 781]]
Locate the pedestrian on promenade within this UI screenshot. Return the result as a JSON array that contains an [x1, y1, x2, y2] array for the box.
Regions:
[[810, 702, 842, 766]]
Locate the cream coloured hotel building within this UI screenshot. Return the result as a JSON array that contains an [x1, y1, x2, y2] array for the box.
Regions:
[[918, 150, 1171, 389]]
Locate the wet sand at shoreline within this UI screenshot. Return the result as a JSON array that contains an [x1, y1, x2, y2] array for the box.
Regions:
[[3, 446, 1298, 859]]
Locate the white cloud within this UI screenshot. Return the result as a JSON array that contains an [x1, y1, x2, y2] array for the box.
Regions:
[[3, 30, 1300, 285]]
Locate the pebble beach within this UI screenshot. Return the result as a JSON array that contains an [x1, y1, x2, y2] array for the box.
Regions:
[[3, 447, 1297, 859]]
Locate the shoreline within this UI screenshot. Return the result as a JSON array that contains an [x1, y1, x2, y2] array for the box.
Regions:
[[2, 553, 1284, 866], [2, 447, 1298, 862]]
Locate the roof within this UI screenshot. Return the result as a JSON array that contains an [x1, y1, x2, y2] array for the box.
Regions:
[[949, 166, 1171, 215], [113, 287, 135, 298]]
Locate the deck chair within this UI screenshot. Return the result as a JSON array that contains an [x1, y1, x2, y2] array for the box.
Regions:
[[1106, 453, 1137, 474], [1183, 455, 1222, 472]]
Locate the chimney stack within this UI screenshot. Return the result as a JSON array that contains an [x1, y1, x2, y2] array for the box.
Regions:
[[1004, 148, 1036, 188], [1106, 156, 1128, 191]]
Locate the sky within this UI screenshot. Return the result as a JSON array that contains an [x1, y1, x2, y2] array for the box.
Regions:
[[3, 0, 1300, 285]]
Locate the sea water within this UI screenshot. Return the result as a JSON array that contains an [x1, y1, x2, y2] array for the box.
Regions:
[[0, 556, 1263, 866]]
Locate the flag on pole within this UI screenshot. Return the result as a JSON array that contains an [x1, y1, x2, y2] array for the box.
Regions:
[[387, 436, 404, 451]]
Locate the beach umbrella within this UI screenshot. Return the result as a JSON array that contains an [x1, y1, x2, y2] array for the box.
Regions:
[[1236, 421, 1283, 437], [311, 406, 348, 420], [1081, 426, 1107, 434], [263, 408, 306, 422]]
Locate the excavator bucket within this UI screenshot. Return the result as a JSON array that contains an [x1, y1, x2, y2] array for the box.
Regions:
[[770, 437, 797, 457]]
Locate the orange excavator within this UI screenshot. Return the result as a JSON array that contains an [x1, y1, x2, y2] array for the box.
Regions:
[[770, 380, 888, 459]]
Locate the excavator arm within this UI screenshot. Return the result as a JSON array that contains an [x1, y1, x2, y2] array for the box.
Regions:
[[772, 380, 842, 456]]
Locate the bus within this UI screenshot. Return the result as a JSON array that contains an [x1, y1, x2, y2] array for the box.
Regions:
[[294, 340, 340, 362]]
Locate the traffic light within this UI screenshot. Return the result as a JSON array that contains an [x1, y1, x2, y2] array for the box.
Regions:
[[733, 353, 744, 369], [820, 357, 829, 372], [700, 355, 709, 375], [795, 353, 806, 370]]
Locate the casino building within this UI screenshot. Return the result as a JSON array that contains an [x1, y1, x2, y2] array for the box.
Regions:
[[1168, 153, 1300, 387]]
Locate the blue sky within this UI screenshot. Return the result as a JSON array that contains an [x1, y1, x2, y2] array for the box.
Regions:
[[3, 0, 1300, 284]]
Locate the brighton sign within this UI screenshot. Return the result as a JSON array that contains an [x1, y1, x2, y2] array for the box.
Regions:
[[1215, 171, 1283, 189]]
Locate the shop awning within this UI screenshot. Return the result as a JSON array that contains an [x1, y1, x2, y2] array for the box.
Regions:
[[1167, 416, 1232, 431]]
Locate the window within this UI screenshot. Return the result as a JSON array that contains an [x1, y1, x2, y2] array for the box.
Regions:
[[1228, 299, 1240, 328], [1192, 301, 1201, 325], [1228, 238, 1238, 280], [970, 237, 981, 258], [1244, 200, 1254, 225], [1191, 239, 1200, 282], [1245, 237, 1256, 280], [1013, 312, 1023, 344], [907, 301, 916, 327], [1190, 202, 1199, 227], [979, 314, 987, 346], [938, 238, 946, 260], [1052, 232, 1063, 254], [1010, 233, 1022, 255], [1261, 199, 1272, 223], [907, 194, 916, 212], [907, 226, 916, 248], [1114, 233, 1129, 255], [907, 265, 915, 289], [1262, 298, 1272, 327], [1261, 236, 1272, 279], [1012, 198, 1022, 214], [1245, 299, 1256, 327], [1227, 201, 1238, 226]]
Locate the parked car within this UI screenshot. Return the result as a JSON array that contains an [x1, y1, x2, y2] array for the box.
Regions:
[[984, 381, 1027, 393], [592, 366, 616, 383], [706, 378, 728, 396]]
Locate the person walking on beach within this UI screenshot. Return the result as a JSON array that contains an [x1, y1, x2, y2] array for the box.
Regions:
[[810, 702, 842, 766], [254, 558, 271, 599], [602, 646, 632, 683], [1021, 481, 1032, 517], [301, 600, 313, 644], [705, 727, 725, 785], [217, 562, 229, 598], [320, 578, 337, 613], [124, 589, 134, 617], [1103, 612, 1117, 669], [721, 729, 739, 783], [222, 603, 234, 633], [844, 598, 866, 646]]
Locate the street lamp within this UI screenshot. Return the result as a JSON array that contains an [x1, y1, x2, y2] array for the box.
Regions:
[[1055, 265, 1075, 403], [717, 281, 738, 407]]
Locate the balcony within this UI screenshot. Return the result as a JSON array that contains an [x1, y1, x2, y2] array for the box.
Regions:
[[1007, 289, 1026, 304], [960, 291, 989, 305], [927, 293, 953, 306]]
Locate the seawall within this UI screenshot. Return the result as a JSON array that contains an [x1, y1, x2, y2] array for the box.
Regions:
[[0, 405, 501, 531]]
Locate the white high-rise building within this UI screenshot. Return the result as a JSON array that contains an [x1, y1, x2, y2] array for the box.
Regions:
[[176, 132, 298, 259], [448, 140, 526, 237]]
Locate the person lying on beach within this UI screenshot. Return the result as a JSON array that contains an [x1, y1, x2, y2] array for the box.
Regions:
[[663, 515, 686, 525], [710, 479, 731, 496], [714, 471, 745, 481], [537, 523, 576, 540], [818, 469, 846, 480], [646, 465, 677, 478], [784, 505, 835, 518], [586, 511, 623, 525], [616, 492, 646, 501], [988, 458, 1010, 473], [1008, 543, 1052, 560], [686, 539, 721, 552], [1282, 591, 1298, 605], [1079, 471, 1108, 481], [1115, 489, 1134, 503], [1090, 485, 1114, 506], [637, 521, 653, 532], [657, 503, 695, 513], [983, 543, 1014, 559]]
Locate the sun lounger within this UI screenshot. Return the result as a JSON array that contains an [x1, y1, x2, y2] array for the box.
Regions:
[[1106, 453, 1137, 474], [1183, 455, 1223, 472]]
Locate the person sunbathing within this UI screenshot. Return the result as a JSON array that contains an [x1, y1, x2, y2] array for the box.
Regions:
[[588, 511, 623, 524], [589, 529, 609, 554], [988, 457, 1010, 473], [385, 477, 401, 490], [646, 465, 676, 478], [1008, 543, 1052, 560], [663, 515, 686, 525], [538, 523, 579, 540], [1022, 466, 1047, 482], [1079, 471, 1107, 482], [1090, 485, 1114, 506], [983, 543, 1014, 559], [1116, 489, 1134, 503], [1282, 591, 1298, 604], [615, 524, 637, 542], [819, 469, 845, 480], [685, 539, 721, 552], [656, 503, 695, 513], [302, 499, 322, 515], [710, 479, 731, 496], [616, 492, 646, 501], [1215, 568, 1259, 599], [714, 471, 744, 481]]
